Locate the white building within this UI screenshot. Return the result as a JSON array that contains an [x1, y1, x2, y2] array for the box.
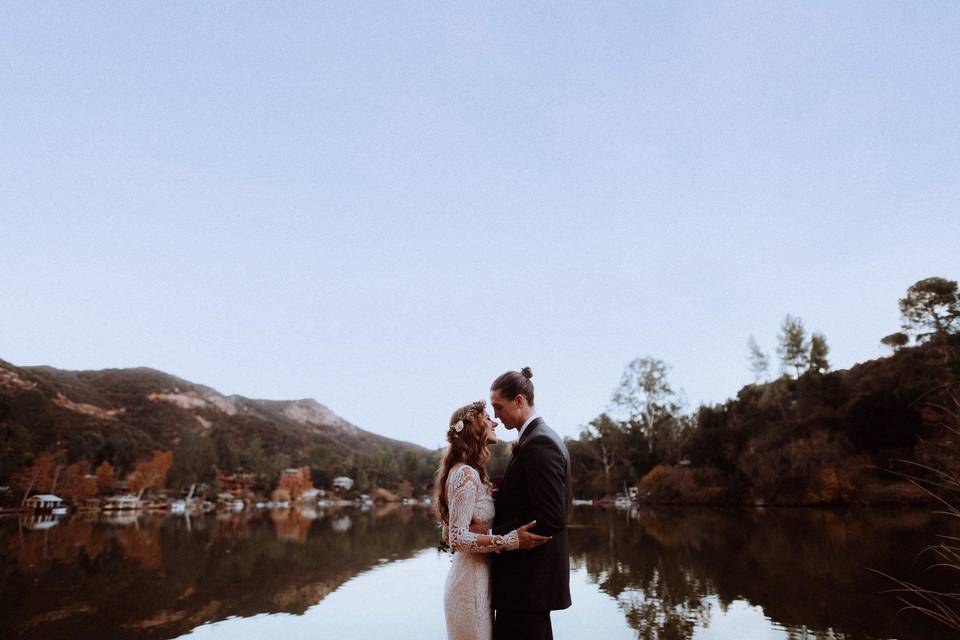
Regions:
[[24, 494, 65, 512], [332, 476, 354, 491]]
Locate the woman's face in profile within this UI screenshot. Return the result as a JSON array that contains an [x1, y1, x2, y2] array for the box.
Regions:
[[483, 414, 499, 445]]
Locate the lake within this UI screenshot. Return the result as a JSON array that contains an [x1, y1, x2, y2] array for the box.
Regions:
[[1, 505, 955, 639]]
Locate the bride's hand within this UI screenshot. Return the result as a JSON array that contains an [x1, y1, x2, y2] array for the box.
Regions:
[[516, 520, 551, 550], [469, 521, 487, 535]]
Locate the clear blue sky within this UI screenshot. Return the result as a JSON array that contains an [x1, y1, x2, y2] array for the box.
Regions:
[[2, 3, 958, 449]]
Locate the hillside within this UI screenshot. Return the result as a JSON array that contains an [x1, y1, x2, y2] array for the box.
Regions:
[[566, 334, 960, 505], [0, 359, 437, 496]]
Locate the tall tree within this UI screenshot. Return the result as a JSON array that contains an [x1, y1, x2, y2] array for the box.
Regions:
[[10, 451, 63, 499], [59, 460, 96, 502], [610, 357, 683, 453], [899, 277, 960, 342], [880, 332, 909, 352], [580, 414, 630, 497], [169, 429, 218, 489], [809, 332, 830, 374], [747, 336, 771, 382], [95, 460, 117, 495], [777, 315, 810, 378], [126, 451, 173, 493]]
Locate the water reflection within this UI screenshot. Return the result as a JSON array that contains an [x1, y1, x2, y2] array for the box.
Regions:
[[569, 507, 958, 640], [0, 506, 955, 639], [0, 507, 438, 640]]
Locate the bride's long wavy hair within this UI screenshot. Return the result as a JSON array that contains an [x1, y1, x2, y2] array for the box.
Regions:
[[433, 400, 491, 525]]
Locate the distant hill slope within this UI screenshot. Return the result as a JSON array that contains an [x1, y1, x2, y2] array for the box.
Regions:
[[641, 335, 960, 505], [0, 359, 436, 493]]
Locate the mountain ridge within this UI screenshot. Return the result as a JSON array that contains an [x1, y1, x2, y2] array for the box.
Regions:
[[0, 358, 435, 494]]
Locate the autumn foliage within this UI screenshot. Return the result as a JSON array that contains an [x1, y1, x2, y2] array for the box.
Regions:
[[10, 451, 63, 499], [277, 466, 313, 500], [95, 461, 116, 494], [125, 451, 173, 493], [58, 460, 97, 502]]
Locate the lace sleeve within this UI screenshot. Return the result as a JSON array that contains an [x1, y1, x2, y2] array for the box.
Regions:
[[447, 466, 518, 553]]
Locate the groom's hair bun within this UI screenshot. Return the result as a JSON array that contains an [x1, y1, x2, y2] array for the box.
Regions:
[[491, 367, 535, 406]]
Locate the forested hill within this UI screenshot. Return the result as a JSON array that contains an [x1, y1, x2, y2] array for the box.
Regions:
[[0, 359, 437, 494], [566, 333, 960, 505]]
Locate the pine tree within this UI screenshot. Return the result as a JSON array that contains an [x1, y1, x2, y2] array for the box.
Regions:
[[777, 314, 810, 378], [809, 332, 830, 374], [881, 332, 909, 352], [747, 336, 771, 382], [899, 277, 960, 342]]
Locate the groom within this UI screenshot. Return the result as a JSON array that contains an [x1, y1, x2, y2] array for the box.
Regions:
[[488, 367, 571, 640]]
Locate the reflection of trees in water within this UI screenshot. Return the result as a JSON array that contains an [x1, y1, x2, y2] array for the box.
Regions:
[[3, 515, 116, 573], [5, 507, 955, 640], [0, 507, 440, 640], [568, 507, 958, 640], [570, 509, 711, 640], [270, 508, 314, 543]]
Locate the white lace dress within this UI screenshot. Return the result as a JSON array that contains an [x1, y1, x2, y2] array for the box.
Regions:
[[443, 464, 519, 640]]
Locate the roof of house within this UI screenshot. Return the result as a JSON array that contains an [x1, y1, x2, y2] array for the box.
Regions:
[[28, 494, 63, 501]]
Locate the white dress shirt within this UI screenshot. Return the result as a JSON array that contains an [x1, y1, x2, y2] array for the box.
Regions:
[[517, 412, 540, 440]]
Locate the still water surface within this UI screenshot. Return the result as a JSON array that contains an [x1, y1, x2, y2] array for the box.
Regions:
[[1, 506, 955, 639]]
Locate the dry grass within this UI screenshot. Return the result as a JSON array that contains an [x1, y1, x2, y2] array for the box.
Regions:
[[874, 384, 960, 631]]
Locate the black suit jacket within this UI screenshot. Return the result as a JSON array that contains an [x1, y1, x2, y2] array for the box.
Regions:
[[491, 417, 572, 612]]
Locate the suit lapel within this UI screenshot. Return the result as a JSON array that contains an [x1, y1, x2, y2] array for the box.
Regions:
[[516, 417, 543, 449]]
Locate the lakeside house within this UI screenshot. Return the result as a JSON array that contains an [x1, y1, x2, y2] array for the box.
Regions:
[[103, 494, 143, 511], [218, 472, 256, 494], [24, 494, 67, 515]]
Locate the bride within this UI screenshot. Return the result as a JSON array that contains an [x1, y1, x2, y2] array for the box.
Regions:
[[435, 400, 549, 640]]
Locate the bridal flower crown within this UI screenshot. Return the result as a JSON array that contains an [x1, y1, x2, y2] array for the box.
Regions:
[[450, 400, 485, 438]]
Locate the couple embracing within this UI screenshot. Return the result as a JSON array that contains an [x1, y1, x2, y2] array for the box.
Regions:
[[435, 367, 571, 640]]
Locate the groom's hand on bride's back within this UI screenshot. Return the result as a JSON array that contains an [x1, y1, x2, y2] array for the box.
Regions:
[[517, 520, 551, 550]]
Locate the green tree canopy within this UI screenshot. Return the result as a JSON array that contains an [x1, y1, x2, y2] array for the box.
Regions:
[[881, 332, 909, 352], [747, 335, 771, 382], [899, 277, 960, 342], [777, 315, 809, 378], [809, 332, 830, 374], [611, 357, 682, 426]]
